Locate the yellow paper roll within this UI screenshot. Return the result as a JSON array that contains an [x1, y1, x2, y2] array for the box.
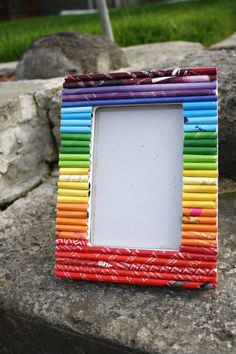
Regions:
[[182, 201, 216, 209], [183, 193, 216, 201], [57, 196, 89, 203], [59, 168, 89, 175], [183, 170, 218, 178], [183, 177, 217, 185], [183, 185, 217, 193], [59, 175, 88, 182], [58, 182, 89, 190], [58, 189, 88, 197]]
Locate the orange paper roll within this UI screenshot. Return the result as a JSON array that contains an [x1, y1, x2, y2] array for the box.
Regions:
[[182, 231, 217, 240], [56, 231, 87, 239], [181, 239, 217, 247], [58, 181, 89, 190], [182, 208, 217, 217], [57, 203, 88, 211], [57, 210, 87, 218], [184, 170, 218, 178], [182, 201, 216, 209], [59, 168, 89, 175], [182, 224, 217, 232], [183, 193, 216, 201], [57, 196, 89, 203], [57, 217, 87, 226], [56, 224, 87, 232], [183, 185, 217, 193], [58, 189, 89, 197], [182, 216, 216, 225]]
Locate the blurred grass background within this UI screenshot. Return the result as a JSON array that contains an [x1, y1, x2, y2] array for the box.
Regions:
[[0, 0, 236, 62]]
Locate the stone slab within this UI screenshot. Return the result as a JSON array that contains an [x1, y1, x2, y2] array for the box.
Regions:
[[0, 178, 235, 353]]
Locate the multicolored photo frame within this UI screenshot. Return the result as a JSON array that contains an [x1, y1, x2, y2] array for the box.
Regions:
[[55, 67, 218, 289]]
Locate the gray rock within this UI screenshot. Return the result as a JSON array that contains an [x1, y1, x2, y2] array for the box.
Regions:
[[0, 178, 235, 353], [0, 79, 62, 206], [123, 41, 204, 70], [16, 32, 128, 80], [211, 33, 236, 50]]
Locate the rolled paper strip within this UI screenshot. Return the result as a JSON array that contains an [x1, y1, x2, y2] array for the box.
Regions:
[[183, 170, 218, 177], [184, 125, 217, 132], [58, 182, 89, 190], [58, 196, 89, 203], [59, 175, 88, 182], [183, 147, 217, 155], [182, 224, 217, 232], [181, 239, 217, 247], [55, 271, 216, 289], [62, 82, 216, 95], [59, 154, 90, 161], [59, 161, 90, 168], [184, 139, 217, 147], [60, 127, 91, 133], [61, 140, 90, 147], [56, 224, 87, 232], [62, 75, 213, 89], [56, 251, 217, 268], [183, 177, 217, 185], [183, 155, 217, 163], [60, 147, 90, 154], [183, 162, 217, 170], [58, 188, 89, 197], [183, 193, 216, 201], [182, 216, 216, 224], [61, 106, 92, 113], [61, 133, 91, 141], [61, 95, 217, 107], [57, 218, 87, 226], [57, 203, 88, 211], [57, 210, 87, 218], [55, 265, 216, 283], [184, 117, 217, 125], [180, 246, 218, 255], [182, 208, 217, 217], [59, 168, 88, 175], [65, 67, 217, 81], [183, 200, 216, 209], [61, 120, 91, 127], [182, 231, 217, 239], [183, 101, 217, 110], [61, 113, 92, 119], [56, 231, 87, 239], [56, 257, 217, 276], [184, 109, 217, 117], [184, 132, 217, 139], [183, 185, 217, 193]]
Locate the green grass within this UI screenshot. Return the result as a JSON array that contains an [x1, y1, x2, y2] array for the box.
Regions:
[[0, 0, 236, 62]]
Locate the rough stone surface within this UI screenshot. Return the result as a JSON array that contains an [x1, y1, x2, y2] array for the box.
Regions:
[[0, 79, 62, 205], [0, 177, 235, 354], [123, 41, 204, 70], [211, 32, 236, 50], [16, 32, 128, 80]]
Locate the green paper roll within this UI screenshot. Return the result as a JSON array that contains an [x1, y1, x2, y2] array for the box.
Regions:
[[183, 147, 217, 155], [184, 162, 217, 170], [61, 133, 91, 141], [60, 147, 90, 154], [59, 161, 90, 168], [184, 132, 217, 140], [184, 139, 217, 147], [59, 154, 90, 161], [183, 155, 217, 162], [61, 140, 90, 147]]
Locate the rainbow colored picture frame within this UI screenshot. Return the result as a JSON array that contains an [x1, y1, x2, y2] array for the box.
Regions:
[[55, 67, 218, 289]]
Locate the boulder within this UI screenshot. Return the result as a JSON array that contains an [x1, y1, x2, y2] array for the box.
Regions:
[[16, 32, 128, 80]]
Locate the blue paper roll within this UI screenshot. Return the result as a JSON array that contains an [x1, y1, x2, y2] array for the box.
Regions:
[[184, 125, 217, 132], [60, 127, 91, 133]]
